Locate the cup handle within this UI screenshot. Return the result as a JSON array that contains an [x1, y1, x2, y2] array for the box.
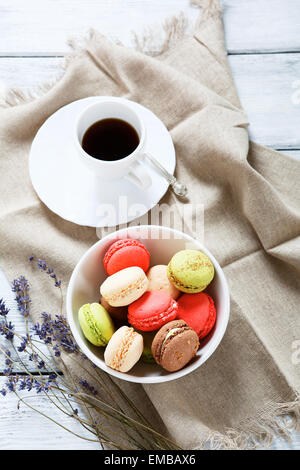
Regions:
[[125, 160, 152, 190]]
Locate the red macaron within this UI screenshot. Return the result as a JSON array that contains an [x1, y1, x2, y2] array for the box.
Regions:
[[177, 292, 216, 339], [103, 238, 150, 276], [128, 290, 178, 332]]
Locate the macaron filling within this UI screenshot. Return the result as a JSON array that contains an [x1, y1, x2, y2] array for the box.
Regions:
[[110, 327, 137, 371], [155, 325, 190, 364], [104, 275, 147, 304], [162, 327, 182, 346]]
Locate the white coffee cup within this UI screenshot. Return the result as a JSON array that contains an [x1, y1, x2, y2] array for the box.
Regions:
[[74, 97, 152, 189]]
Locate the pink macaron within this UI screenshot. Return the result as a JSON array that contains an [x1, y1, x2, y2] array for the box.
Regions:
[[103, 238, 150, 276], [177, 292, 216, 339], [128, 290, 178, 332]]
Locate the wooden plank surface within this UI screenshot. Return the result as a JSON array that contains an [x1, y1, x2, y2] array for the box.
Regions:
[[1, 54, 300, 149], [1, 1, 300, 56], [0, 377, 100, 449], [229, 53, 300, 148], [222, 0, 300, 54]]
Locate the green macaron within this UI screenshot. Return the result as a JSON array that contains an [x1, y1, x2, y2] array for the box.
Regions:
[[167, 249, 214, 293], [137, 331, 156, 363], [78, 303, 115, 346], [142, 345, 155, 364]]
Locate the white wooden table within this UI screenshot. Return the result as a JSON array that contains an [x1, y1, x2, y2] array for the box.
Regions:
[[0, 0, 299, 450]]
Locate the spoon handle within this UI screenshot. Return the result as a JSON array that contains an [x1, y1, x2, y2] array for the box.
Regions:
[[145, 153, 188, 197]]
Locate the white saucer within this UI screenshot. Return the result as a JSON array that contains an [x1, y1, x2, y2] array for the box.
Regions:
[[29, 97, 176, 227]]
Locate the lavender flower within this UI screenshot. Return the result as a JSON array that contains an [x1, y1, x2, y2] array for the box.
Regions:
[[32, 320, 52, 345], [6, 375, 18, 392], [0, 299, 14, 340], [3, 351, 13, 375], [0, 389, 6, 396], [28, 353, 38, 362], [53, 345, 61, 357], [33, 313, 79, 355], [0, 298, 9, 317], [45, 374, 58, 389], [0, 320, 14, 340], [5, 350, 12, 367], [36, 259, 62, 288], [79, 379, 98, 396], [33, 380, 46, 394], [17, 335, 30, 353], [19, 376, 33, 391], [48, 372, 57, 381], [12, 276, 31, 317], [41, 312, 51, 321]]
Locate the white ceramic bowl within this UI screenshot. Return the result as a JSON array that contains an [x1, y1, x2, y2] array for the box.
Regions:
[[67, 225, 230, 383]]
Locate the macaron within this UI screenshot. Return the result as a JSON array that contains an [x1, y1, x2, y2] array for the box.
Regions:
[[147, 265, 180, 300], [128, 290, 178, 332], [104, 326, 143, 372], [177, 292, 216, 339], [78, 303, 115, 347], [100, 297, 128, 323], [100, 266, 148, 307], [103, 238, 150, 275], [167, 249, 214, 293], [142, 345, 155, 364], [152, 320, 199, 372]]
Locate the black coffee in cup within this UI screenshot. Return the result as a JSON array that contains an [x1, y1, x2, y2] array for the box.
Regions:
[[82, 118, 139, 161]]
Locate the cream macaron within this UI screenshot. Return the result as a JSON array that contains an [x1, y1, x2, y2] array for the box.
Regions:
[[100, 266, 148, 307], [104, 326, 143, 372], [147, 264, 180, 299]]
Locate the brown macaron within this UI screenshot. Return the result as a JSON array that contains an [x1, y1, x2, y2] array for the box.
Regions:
[[151, 320, 199, 372]]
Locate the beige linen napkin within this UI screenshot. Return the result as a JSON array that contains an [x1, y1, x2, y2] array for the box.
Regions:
[[1, 0, 300, 449]]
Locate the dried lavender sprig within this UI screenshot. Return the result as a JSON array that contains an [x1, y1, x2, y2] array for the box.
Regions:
[[79, 379, 98, 396], [67, 352, 157, 448], [23, 315, 90, 439], [55, 329, 167, 448], [16, 336, 110, 445], [0, 345, 97, 441], [1, 316, 144, 446], [12, 276, 31, 317], [0, 269, 176, 449], [33, 313, 79, 356], [0, 345, 106, 443], [14, 392, 110, 446], [0, 298, 14, 340], [0, 342, 170, 449], [0, 320, 14, 340], [0, 298, 9, 317], [15, 393, 99, 436], [76, 391, 180, 450], [30, 256, 62, 288]]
